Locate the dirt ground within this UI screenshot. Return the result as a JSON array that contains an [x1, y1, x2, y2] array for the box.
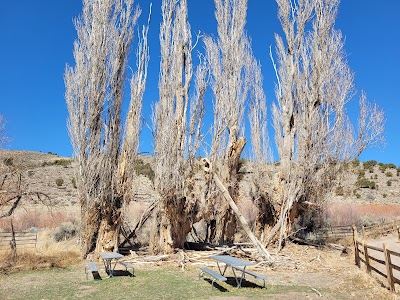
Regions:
[[231, 242, 398, 299]]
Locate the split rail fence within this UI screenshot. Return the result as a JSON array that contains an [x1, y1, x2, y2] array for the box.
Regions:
[[0, 231, 38, 251], [353, 224, 400, 292], [314, 220, 400, 241]]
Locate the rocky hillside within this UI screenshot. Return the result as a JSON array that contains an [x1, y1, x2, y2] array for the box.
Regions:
[[1, 150, 399, 208]]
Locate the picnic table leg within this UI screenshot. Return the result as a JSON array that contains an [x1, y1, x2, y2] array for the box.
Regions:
[[103, 259, 113, 277], [231, 267, 246, 288], [216, 261, 228, 276]]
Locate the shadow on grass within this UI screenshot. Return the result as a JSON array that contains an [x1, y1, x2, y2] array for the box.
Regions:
[[107, 270, 135, 278], [92, 271, 102, 280], [202, 278, 229, 292]]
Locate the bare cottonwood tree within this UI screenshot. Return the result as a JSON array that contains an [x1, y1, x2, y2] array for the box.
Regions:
[[0, 114, 9, 148], [203, 0, 256, 244], [267, 0, 384, 249], [151, 0, 200, 253], [247, 61, 276, 242], [65, 0, 145, 256]]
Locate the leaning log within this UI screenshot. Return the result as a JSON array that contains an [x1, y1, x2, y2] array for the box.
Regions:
[[201, 158, 273, 262]]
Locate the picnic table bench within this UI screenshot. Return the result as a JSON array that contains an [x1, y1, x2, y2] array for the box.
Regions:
[[199, 267, 227, 289], [85, 262, 100, 280], [232, 266, 266, 287], [118, 261, 134, 276]]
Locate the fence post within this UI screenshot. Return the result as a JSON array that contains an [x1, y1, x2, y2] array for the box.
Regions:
[[383, 243, 395, 292], [397, 226, 400, 243], [352, 225, 360, 267], [363, 240, 371, 273]]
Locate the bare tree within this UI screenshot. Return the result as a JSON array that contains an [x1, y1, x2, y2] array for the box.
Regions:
[[203, 0, 255, 244], [0, 114, 10, 148], [267, 0, 385, 249], [65, 0, 144, 256], [151, 0, 200, 254], [247, 60, 276, 242]]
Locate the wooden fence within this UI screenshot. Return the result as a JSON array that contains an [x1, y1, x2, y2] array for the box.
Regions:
[[313, 220, 400, 241], [0, 231, 38, 251], [353, 225, 400, 292]]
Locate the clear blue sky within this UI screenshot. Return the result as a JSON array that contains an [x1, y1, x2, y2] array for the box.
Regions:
[[0, 0, 399, 166]]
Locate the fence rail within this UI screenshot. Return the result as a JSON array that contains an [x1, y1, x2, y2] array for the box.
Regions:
[[353, 225, 400, 292], [314, 220, 400, 241], [0, 231, 37, 250]]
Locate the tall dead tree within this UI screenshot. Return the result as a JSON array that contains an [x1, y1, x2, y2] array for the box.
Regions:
[[151, 0, 206, 253], [65, 0, 146, 257], [267, 0, 385, 249], [0, 114, 9, 148], [248, 60, 276, 242], [203, 0, 256, 244]]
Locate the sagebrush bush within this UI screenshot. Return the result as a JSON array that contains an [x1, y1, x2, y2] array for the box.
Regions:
[[335, 186, 344, 196], [386, 171, 393, 177], [363, 160, 377, 169], [42, 159, 73, 168], [133, 159, 155, 182], [387, 180, 392, 187], [3, 157, 13, 166], [352, 159, 360, 168], [53, 222, 79, 242], [55, 178, 64, 186], [356, 178, 376, 189]]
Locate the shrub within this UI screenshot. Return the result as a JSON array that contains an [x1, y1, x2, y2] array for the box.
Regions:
[[335, 186, 344, 196], [133, 159, 155, 182], [387, 180, 392, 187], [55, 178, 64, 186], [374, 174, 378, 180], [386, 171, 393, 177], [387, 163, 396, 169], [356, 178, 376, 189], [383, 193, 387, 198], [3, 157, 13, 166], [352, 159, 360, 168], [358, 170, 365, 178], [53, 222, 79, 242], [363, 160, 377, 169], [42, 159, 73, 168]]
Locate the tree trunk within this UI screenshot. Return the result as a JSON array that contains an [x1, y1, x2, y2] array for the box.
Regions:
[[254, 192, 278, 243], [211, 137, 246, 244], [150, 195, 195, 254]]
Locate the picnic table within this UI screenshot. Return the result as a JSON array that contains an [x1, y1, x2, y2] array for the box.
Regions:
[[211, 255, 266, 288], [100, 252, 124, 277]]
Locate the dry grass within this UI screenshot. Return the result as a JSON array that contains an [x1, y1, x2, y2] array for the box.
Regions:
[[326, 203, 400, 226], [0, 210, 78, 232], [0, 229, 81, 274]]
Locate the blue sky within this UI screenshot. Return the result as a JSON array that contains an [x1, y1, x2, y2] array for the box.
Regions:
[[0, 0, 399, 166]]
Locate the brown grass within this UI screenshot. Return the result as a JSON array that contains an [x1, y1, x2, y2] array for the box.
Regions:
[[0, 229, 81, 274]]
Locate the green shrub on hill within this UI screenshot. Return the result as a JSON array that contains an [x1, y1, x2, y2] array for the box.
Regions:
[[134, 159, 155, 182]]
